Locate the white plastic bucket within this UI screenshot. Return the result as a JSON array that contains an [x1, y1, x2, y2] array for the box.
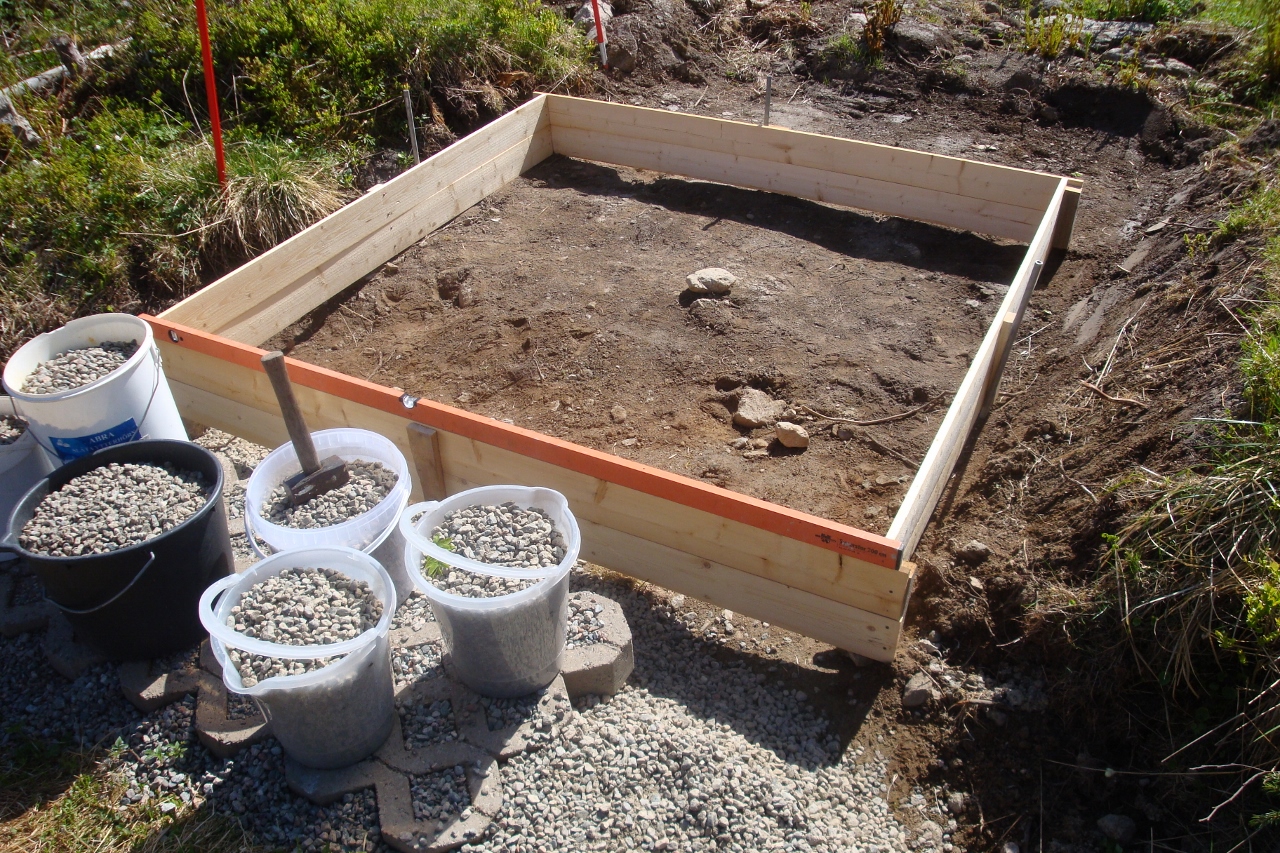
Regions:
[[244, 428, 412, 603], [1, 314, 187, 465], [0, 396, 55, 554], [199, 546, 396, 769], [400, 485, 580, 698]]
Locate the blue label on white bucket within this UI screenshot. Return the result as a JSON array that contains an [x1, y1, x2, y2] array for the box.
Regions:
[[49, 418, 141, 461]]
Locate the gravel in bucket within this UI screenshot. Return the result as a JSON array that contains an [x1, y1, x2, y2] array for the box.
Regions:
[[224, 567, 383, 688], [397, 697, 458, 749], [392, 641, 443, 687], [424, 502, 566, 599], [20, 340, 139, 394], [265, 460, 398, 528], [19, 462, 211, 557], [566, 598, 605, 649], [0, 415, 25, 445], [410, 765, 470, 823]]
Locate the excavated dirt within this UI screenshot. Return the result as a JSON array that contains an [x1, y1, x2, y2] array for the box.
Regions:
[[276, 156, 1028, 532], [267, 5, 1265, 847]]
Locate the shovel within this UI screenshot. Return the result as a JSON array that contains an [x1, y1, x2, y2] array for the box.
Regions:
[[261, 351, 349, 505]]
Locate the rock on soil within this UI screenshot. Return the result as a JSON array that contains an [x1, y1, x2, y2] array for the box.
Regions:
[[686, 267, 736, 295], [20, 340, 139, 394], [265, 460, 398, 529], [733, 388, 786, 429], [0, 414, 25, 445], [902, 672, 940, 708], [225, 567, 383, 687], [1097, 813, 1137, 843], [19, 462, 210, 557], [775, 421, 810, 449]]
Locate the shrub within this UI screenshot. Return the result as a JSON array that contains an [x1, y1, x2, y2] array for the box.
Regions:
[[128, 0, 590, 144]]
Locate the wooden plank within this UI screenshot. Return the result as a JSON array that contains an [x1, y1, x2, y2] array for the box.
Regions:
[[550, 124, 1045, 242], [575, 520, 901, 661], [440, 437, 909, 618], [146, 317, 910, 615], [160, 95, 553, 342], [980, 310, 1019, 416], [406, 424, 448, 502], [1052, 184, 1081, 251], [546, 95, 1062, 211], [888, 178, 1069, 557]]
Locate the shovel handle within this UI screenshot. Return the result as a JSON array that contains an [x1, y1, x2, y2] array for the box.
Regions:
[[261, 351, 321, 475]]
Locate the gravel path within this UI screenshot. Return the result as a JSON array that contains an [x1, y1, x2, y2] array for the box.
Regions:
[[391, 641, 443, 688], [391, 591, 437, 629], [0, 414, 25, 445], [225, 567, 383, 687], [20, 340, 139, 394], [0, 562, 938, 853], [19, 462, 210, 557], [398, 697, 457, 749], [567, 595, 605, 648], [265, 460, 398, 528], [410, 766, 470, 823]]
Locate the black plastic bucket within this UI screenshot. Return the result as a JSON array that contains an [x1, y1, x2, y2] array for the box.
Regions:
[[0, 439, 233, 660]]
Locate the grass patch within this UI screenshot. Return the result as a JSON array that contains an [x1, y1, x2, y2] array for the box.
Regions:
[[1078, 171, 1280, 824]]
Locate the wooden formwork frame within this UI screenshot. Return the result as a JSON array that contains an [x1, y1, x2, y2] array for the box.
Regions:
[[149, 94, 1080, 661]]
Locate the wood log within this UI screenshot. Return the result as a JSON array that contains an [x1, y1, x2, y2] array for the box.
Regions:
[[0, 92, 40, 147]]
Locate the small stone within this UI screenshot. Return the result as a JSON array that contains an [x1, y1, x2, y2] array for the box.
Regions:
[[946, 792, 967, 814], [383, 262, 400, 275], [774, 422, 809, 449], [863, 505, 883, 519], [964, 298, 982, 309], [685, 267, 737, 296], [1097, 814, 1136, 844], [610, 405, 628, 424], [954, 539, 992, 565], [574, 0, 612, 28], [733, 389, 785, 429], [903, 672, 939, 707], [1002, 843, 1021, 853]]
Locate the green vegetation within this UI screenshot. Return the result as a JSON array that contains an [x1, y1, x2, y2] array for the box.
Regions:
[[0, 0, 590, 359], [423, 535, 455, 579]]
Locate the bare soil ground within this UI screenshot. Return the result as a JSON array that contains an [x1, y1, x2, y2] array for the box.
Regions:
[[276, 156, 1025, 531], [264, 31, 1258, 846]]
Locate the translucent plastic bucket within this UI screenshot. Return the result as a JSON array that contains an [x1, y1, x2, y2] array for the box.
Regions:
[[199, 546, 396, 769], [244, 428, 412, 604], [400, 485, 580, 698], [1, 314, 187, 465], [0, 396, 54, 551]]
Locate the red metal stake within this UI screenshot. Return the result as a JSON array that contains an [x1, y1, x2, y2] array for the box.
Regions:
[[589, 0, 608, 68], [194, 0, 226, 187]]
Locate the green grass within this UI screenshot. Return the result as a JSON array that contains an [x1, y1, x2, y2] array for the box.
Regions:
[[0, 0, 590, 361]]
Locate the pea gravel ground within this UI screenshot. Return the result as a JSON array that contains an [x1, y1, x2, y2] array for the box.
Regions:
[[0, 427, 948, 853]]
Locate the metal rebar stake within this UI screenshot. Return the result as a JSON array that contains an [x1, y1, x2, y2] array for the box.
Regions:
[[404, 88, 421, 164], [762, 75, 773, 127]]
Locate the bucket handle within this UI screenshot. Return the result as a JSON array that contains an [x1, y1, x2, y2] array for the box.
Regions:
[[244, 491, 410, 560], [47, 551, 156, 615], [198, 570, 384, 660], [398, 500, 564, 579]]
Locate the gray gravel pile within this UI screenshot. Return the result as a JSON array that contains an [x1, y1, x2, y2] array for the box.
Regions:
[[0, 414, 25, 445], [398, 697, 457, 749], [19, 462, 210, 557], [567, 595, 605, 648], [392, 641, 443, 688], [265, 460, 398, 528], [427, 563, 540, 598], [410, 765, 470, 823], [20, 339, 139, 394], [391, 591, 437, 629], [225, 567, 383, 687]]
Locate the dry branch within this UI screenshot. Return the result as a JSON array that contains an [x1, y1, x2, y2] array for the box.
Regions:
[[1078, 380, 1149, 409], [1, 40, 125, 101]]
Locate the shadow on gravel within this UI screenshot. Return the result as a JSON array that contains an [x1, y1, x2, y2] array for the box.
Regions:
[[570, 571, 894, 770], [526, 155, 1029, 285]]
